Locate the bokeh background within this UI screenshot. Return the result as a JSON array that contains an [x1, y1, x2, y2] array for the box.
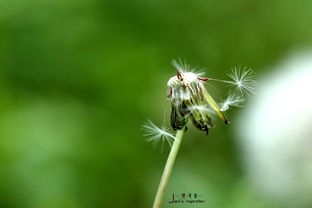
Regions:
[[1, 0, 312, 208]]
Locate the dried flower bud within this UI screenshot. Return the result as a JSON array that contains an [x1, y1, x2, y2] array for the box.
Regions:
[[167, 61, 229, 134], [143, 60, 255, 146]]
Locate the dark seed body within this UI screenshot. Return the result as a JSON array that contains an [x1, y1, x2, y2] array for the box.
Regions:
[[169, 82, 219, 134], [170, 103, 189, 130]]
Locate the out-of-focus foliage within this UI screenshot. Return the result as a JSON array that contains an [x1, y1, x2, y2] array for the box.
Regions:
[[0, 0, 312, 207]]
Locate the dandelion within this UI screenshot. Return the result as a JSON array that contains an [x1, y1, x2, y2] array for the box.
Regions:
[[167, 60, 229, 135], [144, 60, 255, 208]]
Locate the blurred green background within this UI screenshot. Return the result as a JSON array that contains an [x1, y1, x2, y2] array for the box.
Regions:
[[1, 0, 312, 208]]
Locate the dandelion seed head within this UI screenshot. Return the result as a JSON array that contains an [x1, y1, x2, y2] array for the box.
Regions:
[[167, 60, 231, 131], [142, 120, 176, 148], [143, 60, 256, 145], [167, 71, 207, 109], [167, 72, 199, 88], [227, 67, 256, 96]]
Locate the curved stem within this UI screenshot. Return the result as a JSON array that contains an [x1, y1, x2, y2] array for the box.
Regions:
[[152, 128, 185, 208]]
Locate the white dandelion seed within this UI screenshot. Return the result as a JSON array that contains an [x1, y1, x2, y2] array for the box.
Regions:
[[227, 67, 256, 96], [171, 59, 205, 77], [220, 94, 245, 111], [142, 120, 176, 149], [171, 59, 190, 74]]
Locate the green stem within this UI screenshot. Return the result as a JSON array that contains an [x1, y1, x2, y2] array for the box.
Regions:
[[152, 128, 185, 208]]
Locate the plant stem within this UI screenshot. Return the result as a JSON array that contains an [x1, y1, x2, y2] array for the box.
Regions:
[[152, 128, 185, 208]]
